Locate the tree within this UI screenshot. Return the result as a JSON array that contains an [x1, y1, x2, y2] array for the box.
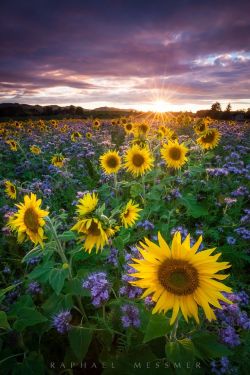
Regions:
[[226, 103, 232, 112], [211, 102, 222, 112]]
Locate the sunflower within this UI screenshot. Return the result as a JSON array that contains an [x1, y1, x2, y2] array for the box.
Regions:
[[124, 145, 154, 176], [71, 217, 116, 253], [193, 119, 208, 135], [93, 119, 100, 127], [197, 129, 221, 150], [136, 122, 149, 136], [6, 139, 18, 151], [30, 145, 41, 155], [76, 192, 98, 217], [51, 154, 65, 168], [86, 132, 92, 139], [5, 180, 17, 200], [71, 131, 82, 142], [130, 231, 232, 324], [120, 200, 142, 228], [8, 193, 49, 246], [124, 122, 134, 134], [100, 150, 121, 175], [161, 141, 188, 169]]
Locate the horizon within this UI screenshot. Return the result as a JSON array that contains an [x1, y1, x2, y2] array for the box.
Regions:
[[0, 1, 250, 112]]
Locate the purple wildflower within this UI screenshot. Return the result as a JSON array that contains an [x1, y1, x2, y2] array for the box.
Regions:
[[52, 310, 72, 334], [121, 304, 140, 328], [219, 326, 240, 347], [27, 281, 42, 295], [82, 272, 110, 307]]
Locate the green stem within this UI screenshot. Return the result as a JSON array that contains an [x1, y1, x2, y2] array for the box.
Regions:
[[114, 173, 118, 198], [169, 314, 180, 341]]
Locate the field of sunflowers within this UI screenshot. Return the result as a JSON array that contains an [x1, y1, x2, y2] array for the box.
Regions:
[[0, 116, 250, 374]]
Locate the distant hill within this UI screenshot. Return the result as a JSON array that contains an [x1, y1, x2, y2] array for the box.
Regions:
[[0, 103, 138, 119]]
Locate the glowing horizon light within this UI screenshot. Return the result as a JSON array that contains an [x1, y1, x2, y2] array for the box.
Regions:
[[152, 100, 169, 113]]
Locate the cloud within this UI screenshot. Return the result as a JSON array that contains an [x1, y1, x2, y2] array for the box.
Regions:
[[0, 0, 250, 110]]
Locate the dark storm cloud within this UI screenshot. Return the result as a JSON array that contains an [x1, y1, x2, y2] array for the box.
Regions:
[[0, 0, 249, 107]]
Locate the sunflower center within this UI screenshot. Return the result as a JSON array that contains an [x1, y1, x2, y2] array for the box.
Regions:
[[169, 147, 181, 160], [24, 208, 39, 233], [202, 132, 215, 143], [88, 221, 101, 236], [132, 153, 145, 167], [126, 124, 132, 130], [158, 259, 199, 295], [139, 124, 148, 133], [123, 208, 130, 218], [10, 185, 15, 193], [107, 156, 118, 168]]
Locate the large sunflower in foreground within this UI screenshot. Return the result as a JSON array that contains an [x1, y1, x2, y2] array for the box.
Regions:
[[197, 129, 221, 150], [100, 150, 121, 175], [120, 200, 142, 228], [161, 140, 188, 169], [130, 231, 232, 324], [76, 192, 98, 216], [5, 180, 17, 200], [8, 193, 49, 246], [124, 145, 154, 176], [71, 217, 117, 253]]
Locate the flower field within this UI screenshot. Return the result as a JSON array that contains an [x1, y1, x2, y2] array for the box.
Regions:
[[0, 116, 250, 374]]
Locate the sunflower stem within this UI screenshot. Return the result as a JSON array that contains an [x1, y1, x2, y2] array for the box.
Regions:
[[46, 217, 72, 278], [114, 173, 118, 198], [169, 314, 180, 341], [141, 174, 146, 204]]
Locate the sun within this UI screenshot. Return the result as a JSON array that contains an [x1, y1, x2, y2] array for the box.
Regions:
[[152, 100, 169, 113]]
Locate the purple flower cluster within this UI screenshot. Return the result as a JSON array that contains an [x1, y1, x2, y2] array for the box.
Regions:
[[25, 256, 42, 266], [106, 247, 119, 267], [226, 236, 236, 245], [52, 310, 72, 334], [215, 291, 250, 347], [206, 168, 229, 177], [171, 226, 188, 238], [27, 281, 42, 295], [231, 186, 249, 197], [137, 220, 154, 230], [121, 304, 140, 328], [82, 272, 110, 307], [5, 280, 22, 305], [211, 357, 230, 375], [119, 247, 142, 299], [234, 227, 250, 240], [165, 188, 182, 200], [240, 209, 250, 224], [219, 326, 240, 347]]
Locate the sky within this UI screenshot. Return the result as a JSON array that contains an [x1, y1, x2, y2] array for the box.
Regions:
[[0, 0, 250, 112]]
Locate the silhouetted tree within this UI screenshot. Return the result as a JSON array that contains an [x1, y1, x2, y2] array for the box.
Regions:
[[226, 103, 232, 112], [211, 102, 222, 112]]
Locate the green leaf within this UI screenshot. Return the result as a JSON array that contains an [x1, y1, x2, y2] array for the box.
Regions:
[[181, 194, 208, 218], [166, 338, 195, 373], [0, 311, 10, 330], [49, 268, 68, 295], [28, 261, 54, 282], [57, 231, 76, 241], [143, 314, 171, 343], [68, 326, 93, 361], [13, 307, 48, 332], [42, 293, 73, 315], [130, 183, 143, 198], [192, 332, 232, 359]]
